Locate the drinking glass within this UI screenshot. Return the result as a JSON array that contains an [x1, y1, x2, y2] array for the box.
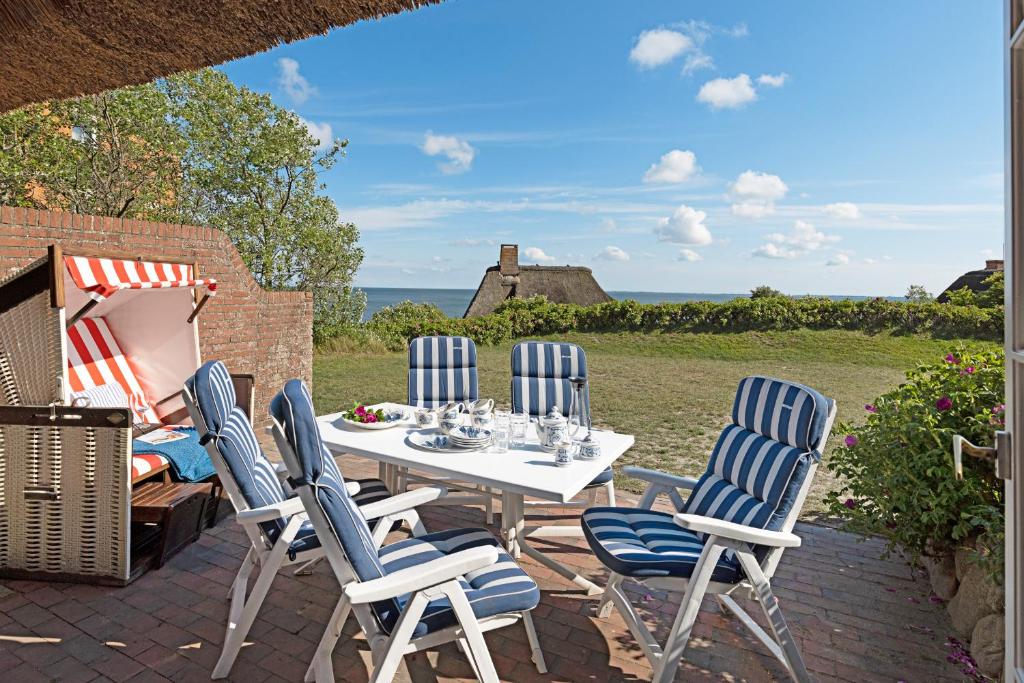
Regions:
[[510, 412, 529, 448], [492, 411, 511, 453]]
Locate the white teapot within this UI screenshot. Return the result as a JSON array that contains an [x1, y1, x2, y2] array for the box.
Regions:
[[535, 407, 569, 452]]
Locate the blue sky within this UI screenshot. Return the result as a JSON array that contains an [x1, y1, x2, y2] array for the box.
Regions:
[[221, 1, 1003, 296]]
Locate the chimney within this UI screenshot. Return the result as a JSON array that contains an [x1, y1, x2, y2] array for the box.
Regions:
[[985, 259, 1004, 271], [498, 244, 520, 289]]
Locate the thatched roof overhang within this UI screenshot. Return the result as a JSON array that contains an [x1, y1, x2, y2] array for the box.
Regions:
[[0, 0, 442, 112]]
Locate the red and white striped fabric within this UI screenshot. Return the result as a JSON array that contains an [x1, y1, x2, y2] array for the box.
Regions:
[[64, 255, 217, 302], [132, 453, 169, 482], [66, 317, 161, 424]]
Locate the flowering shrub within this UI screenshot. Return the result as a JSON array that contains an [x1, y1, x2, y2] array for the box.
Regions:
[[826, 346, 1004, 579]]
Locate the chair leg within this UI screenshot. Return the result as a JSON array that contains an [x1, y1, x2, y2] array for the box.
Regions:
[[293, 556, 322, 576], [605, 480, 616, 506], [448, 587, 499, 683], [651, 541, 724, 683], [734, 552, 811, 683], [369, 591, 429, 683], [521, 611, 547, 673], [586, 487, 598, 506], [484, 487, 494, 525], [227, 548, 255, 600], [597, 572, 622, 619], [306, 594, 351, 683], [458, 637, 483, 680]]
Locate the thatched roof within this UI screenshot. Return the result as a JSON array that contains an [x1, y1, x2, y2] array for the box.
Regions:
[[464, 264, 613, 318], [936, 259, 1003, 303], [0, 0, 442, 112]]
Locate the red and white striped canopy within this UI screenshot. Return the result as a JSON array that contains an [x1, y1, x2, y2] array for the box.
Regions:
[[64, 255, 217, 302]]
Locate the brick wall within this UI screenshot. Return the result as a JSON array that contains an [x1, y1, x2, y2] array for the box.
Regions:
[[0, 205, 313, 424]]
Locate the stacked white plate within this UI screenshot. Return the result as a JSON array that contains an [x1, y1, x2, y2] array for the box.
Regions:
[[447, 425, 492, 450]]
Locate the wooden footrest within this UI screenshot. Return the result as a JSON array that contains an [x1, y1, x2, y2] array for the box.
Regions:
[[131, 482, 212, 569]]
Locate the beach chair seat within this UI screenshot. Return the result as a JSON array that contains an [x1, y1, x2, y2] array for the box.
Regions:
[[184, 360, 445, 680], [271, 377, 545, 682], [131, 453, 171, 484], [585, 376, 837, 683]]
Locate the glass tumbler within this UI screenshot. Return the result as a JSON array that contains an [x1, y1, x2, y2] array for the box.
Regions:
[[510, 412, 529, 448], [492, 411, 511, 453]]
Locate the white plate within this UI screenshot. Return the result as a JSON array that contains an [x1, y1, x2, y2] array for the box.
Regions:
[[406, 432, 477, 452], [340, 404, 409, 430], [449, 425, 493, 441]]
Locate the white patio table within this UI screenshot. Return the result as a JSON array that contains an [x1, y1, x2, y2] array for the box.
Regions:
[[315, 409, 634, 595]]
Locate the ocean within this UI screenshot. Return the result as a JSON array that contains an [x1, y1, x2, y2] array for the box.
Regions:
[[358, 287, 891, 320]]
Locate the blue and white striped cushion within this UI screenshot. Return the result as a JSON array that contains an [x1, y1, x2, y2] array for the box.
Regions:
[[286, 478, 394, 558], [510, 341, 589, 418], [372, 527, 540, 636], [408, 336, 479, 408], [581, 508, 741, 582], [732, 376, 830, 451], [272, 379, 387, 584]]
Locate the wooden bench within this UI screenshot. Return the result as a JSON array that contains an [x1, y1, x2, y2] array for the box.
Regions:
[[130, 481, 212, 574]]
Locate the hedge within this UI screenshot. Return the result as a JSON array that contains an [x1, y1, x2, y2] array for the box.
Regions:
[[359, 296, 1003, 351]]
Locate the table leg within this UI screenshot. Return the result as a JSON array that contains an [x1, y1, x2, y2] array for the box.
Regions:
[[501, 491, 519, 557], [515, 510, 603, 595]]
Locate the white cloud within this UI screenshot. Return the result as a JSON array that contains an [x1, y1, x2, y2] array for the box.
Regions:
[[643, 149, 698, 184], [597, 246, 630, 262], [754, 220, 840, 260], [697, 74, 757, 109], [298, 117, 333, 150], [524, 246, 556, 263], [629, 29, 692, 68], [757, 73, 789, 88], [277, 57, 316, 104], [450, 238, 496, 247], [678, 248, 703, 262], [826, 253, 851, 267], [752, 243, 799, 259], [655, 205, 713, 245], [600, 218, 618, 233], [823, 202, 862, 220], [421, 132, 477, 174], [729, 170, 788, 218], [682, 53, 714, 76]]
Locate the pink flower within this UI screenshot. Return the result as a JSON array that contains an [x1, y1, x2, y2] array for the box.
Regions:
[[355, 405, 367, 417], [960, 366, 976, 376], [945, 353, 961, 365], [993, 403, 1005, 414], [843, 498, 857, 510], [864, 404, 877, 413], [936, 396, 953, 411], [844, 434, 858, 447], [364, 413, 378, 424]]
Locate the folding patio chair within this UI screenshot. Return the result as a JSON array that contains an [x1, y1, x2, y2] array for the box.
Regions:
[[270, 378, 546, 683], [401, 335, 495, 522], [511, 341, 615, 507], [582, 376, 837, 683], [183, 361, 447, 680]]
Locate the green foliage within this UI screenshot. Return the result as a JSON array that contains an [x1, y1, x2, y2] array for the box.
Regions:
[[354, 295, 1004, 350], [905, 284, 934, 304], [943, 271, 1004, 309], [0, 69, 365, 340], [750, 285, 783, 299], [825, 346, 1004, 579]]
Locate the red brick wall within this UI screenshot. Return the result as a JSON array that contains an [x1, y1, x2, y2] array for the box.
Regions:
[[0, 205, 313, 425]]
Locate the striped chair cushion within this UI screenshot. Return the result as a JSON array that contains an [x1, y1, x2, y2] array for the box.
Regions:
[[286, 478, 392, 558], [408, 336, 479, 408], [272, 379, 387, 584], [581, 508, 741, 582], [67, 317, 160, 424], [510, 341, 588, 418], [372, 527, 540, 636], [189, 361, 289, 543], [732, 376, 830, 451], [131, 453, 169, 482]]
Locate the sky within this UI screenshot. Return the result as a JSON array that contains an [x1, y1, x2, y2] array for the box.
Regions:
[[221, 1, 1004, 296]]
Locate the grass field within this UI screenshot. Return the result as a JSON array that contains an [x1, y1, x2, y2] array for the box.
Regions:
[[313, 330, 998, 518]]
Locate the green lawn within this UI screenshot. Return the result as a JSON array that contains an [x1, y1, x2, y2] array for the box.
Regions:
[[312, 330, 998, 519]]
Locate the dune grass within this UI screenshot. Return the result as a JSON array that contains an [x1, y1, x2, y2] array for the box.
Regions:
[[312, 330, 998, 518]]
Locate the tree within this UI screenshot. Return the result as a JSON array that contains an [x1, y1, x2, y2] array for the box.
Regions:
[[0, 69, 365, 341], [750, 285, 784, 299], [905, 284, 933, 304]]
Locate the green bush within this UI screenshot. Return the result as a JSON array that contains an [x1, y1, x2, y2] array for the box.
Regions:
[[826, 346, 1005, 579]]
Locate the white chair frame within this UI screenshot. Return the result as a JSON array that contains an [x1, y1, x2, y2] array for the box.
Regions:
[[182, 386, 446, 680], [595, 405, 837, 683], [270, 417, 547, 683]]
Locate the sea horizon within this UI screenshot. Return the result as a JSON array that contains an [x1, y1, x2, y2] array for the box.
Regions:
[[356, 286, 903, 320]]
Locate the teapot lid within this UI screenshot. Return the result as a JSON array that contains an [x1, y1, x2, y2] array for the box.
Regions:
[[542, 407, 565, 422]]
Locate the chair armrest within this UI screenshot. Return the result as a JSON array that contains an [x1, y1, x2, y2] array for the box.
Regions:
[[673, 513, 801, 548], [345, 481, 362, 496], [623, 467, 700, 491], [344, 545, 498, 604], [358, 485, 447, 520], [236, 497, 306, 524]]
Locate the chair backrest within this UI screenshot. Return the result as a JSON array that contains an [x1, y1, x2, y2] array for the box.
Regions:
[[408, 336, 478, 408], [511, 341, 589, 418], [683, 376, 835, 540], [184, 360, 288, 544], [67, 317, 159, 423]]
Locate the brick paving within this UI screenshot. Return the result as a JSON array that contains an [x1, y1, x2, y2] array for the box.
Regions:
[[0, 454, 965, 682]]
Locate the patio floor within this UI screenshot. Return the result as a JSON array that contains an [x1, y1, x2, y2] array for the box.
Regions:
[[0, 453, 966, 683]]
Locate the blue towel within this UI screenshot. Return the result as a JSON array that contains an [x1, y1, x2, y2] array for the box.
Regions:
[[133, 427, 215, 482]]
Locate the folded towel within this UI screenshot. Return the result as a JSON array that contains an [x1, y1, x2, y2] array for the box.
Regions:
[[133, 427, 215, 482]]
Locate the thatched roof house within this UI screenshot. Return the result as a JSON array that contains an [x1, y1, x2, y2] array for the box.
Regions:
[[464, 244, 613, 317], [0, 0, 442, 112], [937, 259, 1004, 303]]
